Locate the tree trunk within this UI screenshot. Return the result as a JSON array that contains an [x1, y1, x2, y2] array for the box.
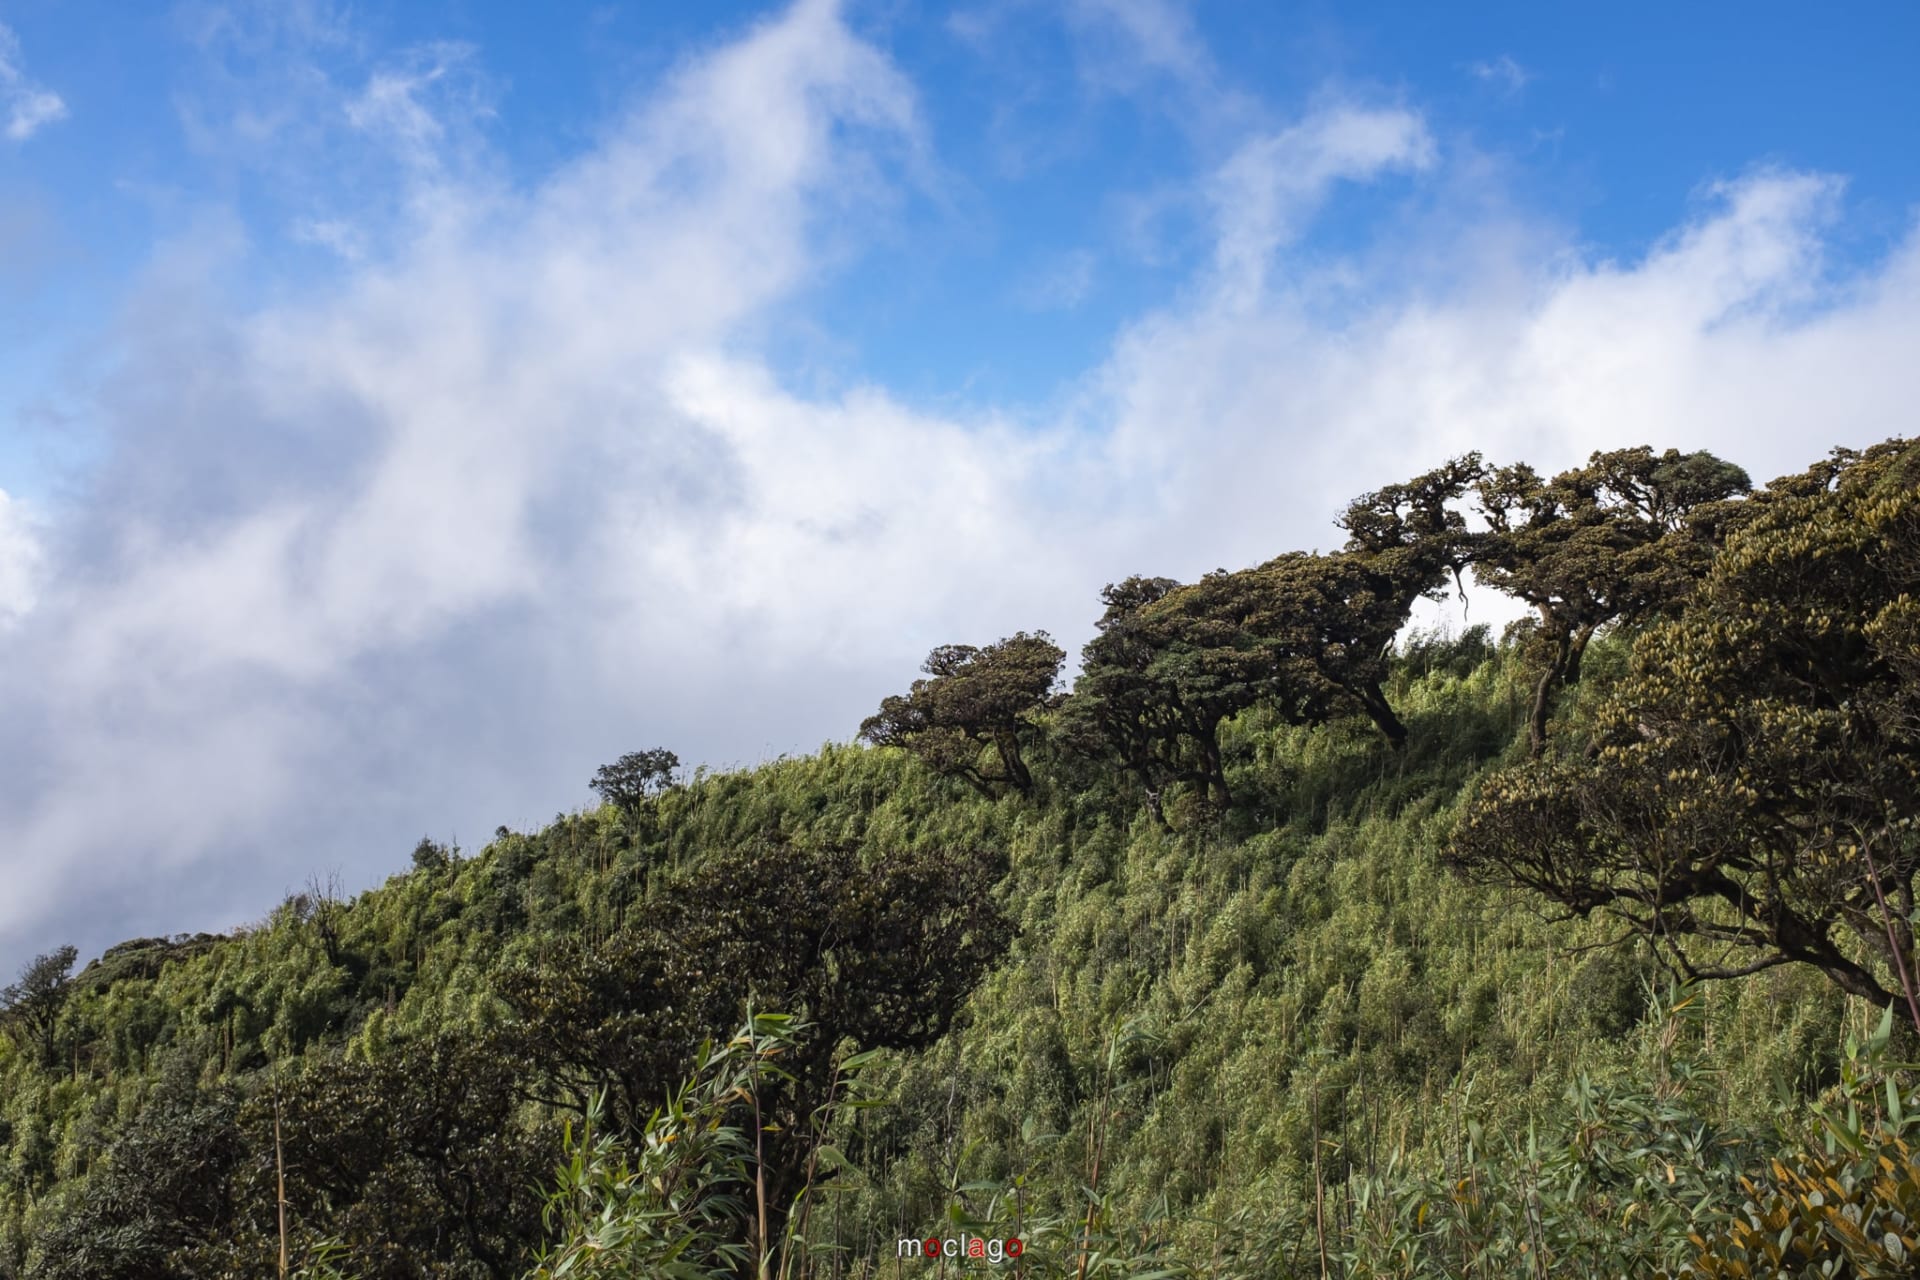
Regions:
[[1357, 681, 1409, 749], [1564, 624, 1596, 686], [996, 730, 1033, 794], [1527, 638, 1572, 758], [1200, 728, 1232, 806]]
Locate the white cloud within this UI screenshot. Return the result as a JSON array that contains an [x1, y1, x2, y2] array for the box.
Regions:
[[1208, 106, 1435, 303], [0, 0, 938, 955], [0, 22, 68, 141], [0, 492, 41, 627], [1467, 54, 1532, 96], [345, 41, 488, 171], [950, 0, 1214, 94], [291, 216, 366, 260], [5, 87, 64, 140], [1015, 249, 1097, 310], [1070, 0, 1213, 92], [1085, 166, 1915, 587], [949, 0, 1252, 144], [6, 0, 1920, 970], [1064, 0, 1262, 137]]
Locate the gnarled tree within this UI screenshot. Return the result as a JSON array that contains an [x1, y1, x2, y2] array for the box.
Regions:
[[497, 840, 1013, 1250], [861, 632, 1064, 797], [1230, 550, 1435, 749], [2, 945, 78, 1069], [1339, 452, 1486, 584], [1058, 458, 1484, 813], [1474, 446, 1751, 754], [1057, 576, 1266, 816], [1449, 439, 1920, 1009], [589, 748, 682, 813]]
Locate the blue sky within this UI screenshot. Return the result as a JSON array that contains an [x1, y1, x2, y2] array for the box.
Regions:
[[2, 0, 1918, 966], [8, 0, 1916, 448]]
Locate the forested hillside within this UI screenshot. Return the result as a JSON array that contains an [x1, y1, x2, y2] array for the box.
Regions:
[[2, 437, 1915, 1278]]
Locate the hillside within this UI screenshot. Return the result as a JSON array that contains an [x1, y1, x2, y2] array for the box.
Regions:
[[1, 437, 1915, 1278]]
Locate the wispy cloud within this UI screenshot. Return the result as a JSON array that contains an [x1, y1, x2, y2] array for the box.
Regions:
[[290, 216, 366, 260], [1069, 0, 1214, 94], [1015, 249, 1098, 310], [169, 0, 491, 252], [1065, 0, 1262, 135], [948, 0, 1255, 156], [0, 492, 41, 627], [345, 41, 489, 170], [0, 22, 68, 141], [1467, 54, 1533, 96], [1208, 106, 1435, 302]]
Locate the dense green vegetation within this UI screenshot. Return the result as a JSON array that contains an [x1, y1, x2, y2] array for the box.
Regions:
[[2, 436, 1915, 1278]]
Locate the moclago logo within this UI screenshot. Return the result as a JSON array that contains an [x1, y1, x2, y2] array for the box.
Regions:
[[898, 1235, 1025, 1264]]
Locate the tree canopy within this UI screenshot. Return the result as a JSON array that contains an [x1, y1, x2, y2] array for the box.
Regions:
[[1055, 575, 1253, 816], [588, 748, 682, 812], [858, 632, 1063, 797], [1051, 458, 1485, 817], [498, 839, 1013, 1247], [1473, 446, 1751, 753], [1, 946, 77, 1068], [1451, 440, 1920, 1006]]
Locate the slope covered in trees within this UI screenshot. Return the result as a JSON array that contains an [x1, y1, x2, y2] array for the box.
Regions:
[[0, 436, 1914, 1278]]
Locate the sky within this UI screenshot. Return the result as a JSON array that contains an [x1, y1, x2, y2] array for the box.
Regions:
[[1, 0, 1918, 970]]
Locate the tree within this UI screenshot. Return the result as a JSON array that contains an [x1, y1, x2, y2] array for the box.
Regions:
[[1158, 454, 1490, 753], [1473, 446, 1751, 754], [491, 929, 705, 1140], [2, 945, 78, 1068], [1338, 452, 1486, 587], [497, 840, 1014, 1253], [222, 1032, 551, 1279], [25, 1069, 245, 1280], [407, 837, 453, 873], [1449, 439, 1920, 1008], [859, 632, 1064, 798], [1058, 576, 1255, 817], [1229, 551, 1429, 748], [1059, 458, 1484, 811], [589, 748, 681, 812], [303, 871, 346, 968], [39, 1031, 553, 1280]]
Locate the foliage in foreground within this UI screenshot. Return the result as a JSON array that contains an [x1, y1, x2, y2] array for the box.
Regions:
[[528, 994, 1920, 1280]]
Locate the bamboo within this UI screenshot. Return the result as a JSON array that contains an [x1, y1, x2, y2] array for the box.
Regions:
[[1312, 1079, 1329, 1280], [274, 1085, 290, 1280]]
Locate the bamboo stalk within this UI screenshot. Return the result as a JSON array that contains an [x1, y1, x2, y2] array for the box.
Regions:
[[275, 1084, 290, 1280], [1312, 1079, 1328, 1280]]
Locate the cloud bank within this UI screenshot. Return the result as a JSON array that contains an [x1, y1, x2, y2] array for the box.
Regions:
[[3, 0, 1918, 968]]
